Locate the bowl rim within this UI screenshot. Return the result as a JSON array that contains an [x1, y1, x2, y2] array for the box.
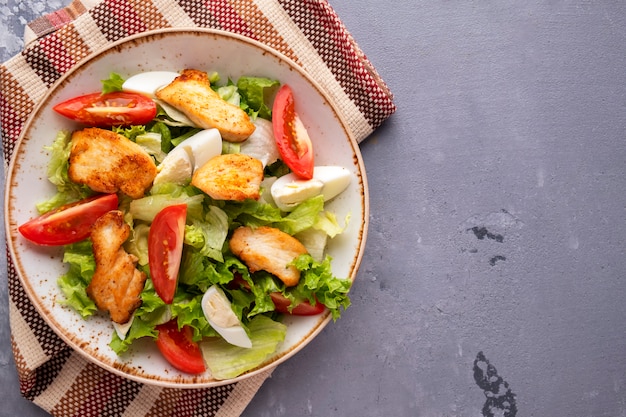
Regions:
[[4, 27, 369, 388]]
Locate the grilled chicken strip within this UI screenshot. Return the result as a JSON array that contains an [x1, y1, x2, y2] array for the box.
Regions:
[[155, 69, 255, 142], [191, 153, 263, 201], [229, 226, 308, 287], [86, 210, 147, 324], [69, 127, 157, 199]]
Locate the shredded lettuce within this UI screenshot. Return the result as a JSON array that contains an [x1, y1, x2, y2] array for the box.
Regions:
[[101, 72, 125, 93], [56, 241, 97, 318], [236, 76, 280, 119], [110, 279, 171, 354], [149, 121, 173, 153], [125, 223, 150, 266], [275, 195, 325, 235], [208, 71, 220, 84], [37, 131, 92, 213], [220, 195, 329, 236], [293, 254, 352, 320], [184, 206, 229, 262], [110, 314, 158, 354], [222, 140, 241, 155], [136, 132, 168, 163], [112, 125, 149, 142], [216, 84, 240, 106], [294, 228, 328, 261], [314, 210, 349, 238], [129, 185, 205, 222], [170, 297, 216, 340]]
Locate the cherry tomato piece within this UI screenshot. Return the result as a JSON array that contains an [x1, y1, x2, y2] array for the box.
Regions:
[[155, 319, 206, 374], [272, 84, 314, 180], [148, 204, 187, 304], [53, 91, 157, 127], [18, 193, 118, 246]]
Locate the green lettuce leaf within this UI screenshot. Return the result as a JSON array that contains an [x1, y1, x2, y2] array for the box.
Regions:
[[184, 206, 229, 262], [171, 297, 216, 340], [216, 84, 240, 106], [112, 125, 147, 142], [200, 315, 286, 380], [125, 223, 150, 266], [179, 252, 241, 291], [109, 315, 158, 354], [56, 241, 97, 318], [221, 195, 326, 235], [292, 254, 352, 320], [274, 195, 325, 235], [101, 72, 125, 93], [109, 279, 171, 354], [129, 185, 205, 222], [236, 76, 280, 119], [37, 131, 92, 213], [313, 210, 349, 238]]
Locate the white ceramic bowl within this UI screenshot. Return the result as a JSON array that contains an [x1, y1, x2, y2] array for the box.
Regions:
[[4, 28, 368, 388]]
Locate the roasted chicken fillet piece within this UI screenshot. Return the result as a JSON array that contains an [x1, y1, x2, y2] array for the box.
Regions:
[[86, 210, 147, 324], [155, 69, 255, 142], [229, 226, 308, 287], [68, 127, 157, 199], [191, 153, 264, 201]]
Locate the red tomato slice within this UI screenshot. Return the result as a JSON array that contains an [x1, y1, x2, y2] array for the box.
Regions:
[[53, 91, 157, 127], [230, 274, 324, 316], [155, 319, 206, 374], [18, 193, 118, 246], [148, 204, 187, 304], [272, 84, 314, 180]]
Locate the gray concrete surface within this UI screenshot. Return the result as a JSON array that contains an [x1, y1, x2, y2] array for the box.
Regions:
[[2, 1, 626, 416]]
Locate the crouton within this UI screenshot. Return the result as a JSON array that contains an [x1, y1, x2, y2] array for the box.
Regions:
[[68, 127, 157, 199], [155, 69, 255, 142], [86, 210, 147, 324], [191, 153, 263, 201], [229, 226, 308, 287]]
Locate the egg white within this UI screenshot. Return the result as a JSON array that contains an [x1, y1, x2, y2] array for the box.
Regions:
[[202, 285, 252, 348], [270, 165, 352, 211], [122, 71, 180, 98]]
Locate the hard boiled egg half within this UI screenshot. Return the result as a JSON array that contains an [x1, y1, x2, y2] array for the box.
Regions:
[[122, 71, 195, 126], [270, 166, 352, 212], [122, 71, 179, 98], [202, 285, 252, 348], [153, 128, 222, 185]]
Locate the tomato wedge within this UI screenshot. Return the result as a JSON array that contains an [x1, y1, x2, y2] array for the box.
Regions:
[[53, 91, 157, 127], [148, 204, 187, 304], [155, 319, 206, 374], [18, 193, 118, 246], [272, 84, 314, 180]]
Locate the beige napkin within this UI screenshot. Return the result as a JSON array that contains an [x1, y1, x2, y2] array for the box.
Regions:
[[1, 1, 395, 416]]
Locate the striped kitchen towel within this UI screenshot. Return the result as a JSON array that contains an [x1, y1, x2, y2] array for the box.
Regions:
[[1, 1, 395, 416]]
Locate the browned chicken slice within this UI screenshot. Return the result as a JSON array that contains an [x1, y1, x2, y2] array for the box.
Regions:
[[86, 210, 147, 324], [155, 69, 255, 142], [229, 226, 308, 287], [68, 127, 157, 199], [191, 153, 263, 201]]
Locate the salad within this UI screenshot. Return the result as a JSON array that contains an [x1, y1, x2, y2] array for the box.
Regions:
[[17, 69, 353, 380]]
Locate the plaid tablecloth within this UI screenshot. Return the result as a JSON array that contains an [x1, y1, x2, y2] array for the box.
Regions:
[[1, 1, 395, 416]]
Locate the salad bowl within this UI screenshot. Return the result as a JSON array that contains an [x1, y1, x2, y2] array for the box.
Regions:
[[4, 28, 368, 388]]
